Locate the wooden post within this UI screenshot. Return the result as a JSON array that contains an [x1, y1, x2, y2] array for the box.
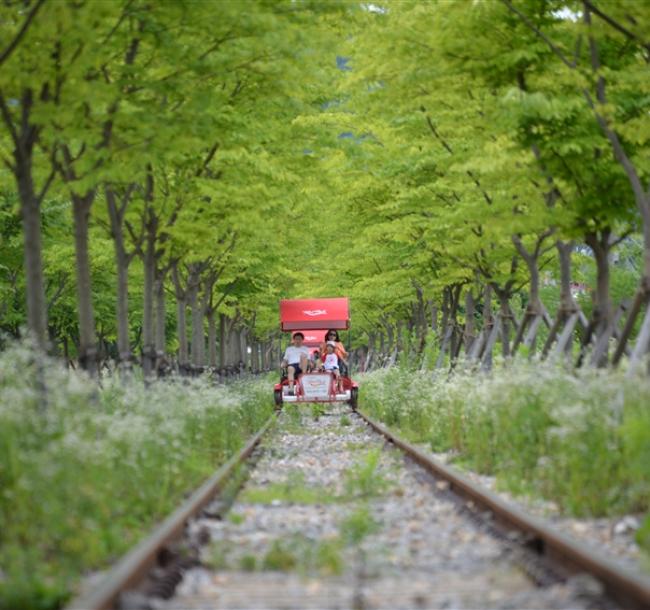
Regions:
[[613, 290, 648, 366], [552, 312, 579, 358], [626, 302, 650, 377], [480, 315, 501, 371]]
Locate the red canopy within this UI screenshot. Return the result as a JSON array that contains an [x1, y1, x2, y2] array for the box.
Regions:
[[294, 329, 327, 346], [280, 298, 349, 331]]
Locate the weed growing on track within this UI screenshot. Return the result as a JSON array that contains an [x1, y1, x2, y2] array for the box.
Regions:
[[283, 403, 304, 433], [0, 341, 274, 610], [261, 535, 344, 575], [310, 403, 327, 420], [262, 539, 299, 571], [340, 505, 379, 546], [207, 541, 230, 571], [240, 470, 339, 505], [228, 512, 246, 525], [360, 362, 650, 557], [344, 449, 391, 499], [239, 554, 258, 571]]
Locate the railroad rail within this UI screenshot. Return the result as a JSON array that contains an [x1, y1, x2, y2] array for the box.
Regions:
[[356, 409, 650, 610], [66, 415, 276, 610], [66, 405, 650, 610]]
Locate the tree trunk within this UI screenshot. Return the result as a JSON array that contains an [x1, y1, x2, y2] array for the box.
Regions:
[[207, 309, 217, 368], [140, 166, 157, 378], [171, 264, 189, 371], [106, 187, 132, 366], [583, 229, 622, 367], [557, 240, 577, 313], [219, 313, 228, 369], [384, 322, 395, 354], [177, 296, 188, 372], [260, 341, 268, 371], [640, 233, 650, 295], [585, 229, 613, 338], [5, 90, 49, 350], [491, 286, 514, 359], [440, 288, 451, 340], [20, 180, 48, 348], [464, 288, 476, 353], [251, 340, 259, 373], [512, 232, 553, 317], [528, 257, 541, 313], [429, 301, 438, 334], [266, 341, 273, 370], [366, 331, 376, 372], [498, 292, 511, 358], [231, 325, 242, 367], [396, 319, 404, 354], [226, 324, 235, 369], [142, 218, 156, 377], [72, 192, 98, 374], [273, 338, 280, 369], [540, 240, 579, 359], [154, 271, 166, 372], [413, 284, 427, 354], [188, 279, 204, 368], [239, 327, 248, 372], [449, 284, 462, 360], [483, 284, 493, 326], [263, 340, 273, 371]]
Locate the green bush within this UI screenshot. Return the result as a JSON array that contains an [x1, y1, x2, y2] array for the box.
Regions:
[[361, 362, 650, 554], [0, 342, 273, 610]]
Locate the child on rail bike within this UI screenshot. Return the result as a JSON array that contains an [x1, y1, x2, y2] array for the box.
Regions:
[[319, 329, 349, 376], [322, 341, 342, 392]]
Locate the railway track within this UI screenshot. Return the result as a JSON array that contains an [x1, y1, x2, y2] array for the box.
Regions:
[[67, 403, 650, 610]]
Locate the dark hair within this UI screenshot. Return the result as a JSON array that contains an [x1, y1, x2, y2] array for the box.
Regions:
[[292, 332, 305, 339], [326, 329, 340, 341]]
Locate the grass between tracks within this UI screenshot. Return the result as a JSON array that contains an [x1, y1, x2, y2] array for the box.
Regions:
[[0, 341, 274, 610], [209, 438, 388, 577], [360, 362, 650, 559]]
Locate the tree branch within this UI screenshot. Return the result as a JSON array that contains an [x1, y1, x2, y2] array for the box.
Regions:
[[0, 89, 19, 149], [195, 141, 220, 177], [0, 0, 46, 69], [422, 109, 454, 154], [583, 0, 650, 61], [467, 170, 493, 205], [102, 0, 136, 46], [512, 234, 533, 263], [611, 229, 633, 248], [35, 165, 56, 205], [582, 6, 650, 227], [47, 277, 67, 312], [500, 0, 576, 69], [534, 227, 556, 257]]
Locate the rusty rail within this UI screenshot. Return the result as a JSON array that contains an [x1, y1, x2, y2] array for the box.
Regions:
[[356, 409, 650, 610], [66, 414, 276, 610]]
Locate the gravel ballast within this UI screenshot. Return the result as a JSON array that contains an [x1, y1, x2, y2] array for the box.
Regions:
[[159, 405, 620, 610]]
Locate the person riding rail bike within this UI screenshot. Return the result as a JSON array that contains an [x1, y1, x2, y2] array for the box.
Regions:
[[280, 332, 310, 395], [322, 341, 343, 392], [319, 329, 349, 376]]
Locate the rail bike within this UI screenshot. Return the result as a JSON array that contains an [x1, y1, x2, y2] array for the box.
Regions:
[[273, 297, 359, 409]]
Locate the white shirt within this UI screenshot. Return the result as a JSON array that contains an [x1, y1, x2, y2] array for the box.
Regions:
[[323, 353, 339, 370], [283, 345, 310, 365]]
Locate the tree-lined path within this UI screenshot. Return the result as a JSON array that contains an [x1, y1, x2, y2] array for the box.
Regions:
[[1, 0, 649, 374], [1, 1, 650, 609]]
